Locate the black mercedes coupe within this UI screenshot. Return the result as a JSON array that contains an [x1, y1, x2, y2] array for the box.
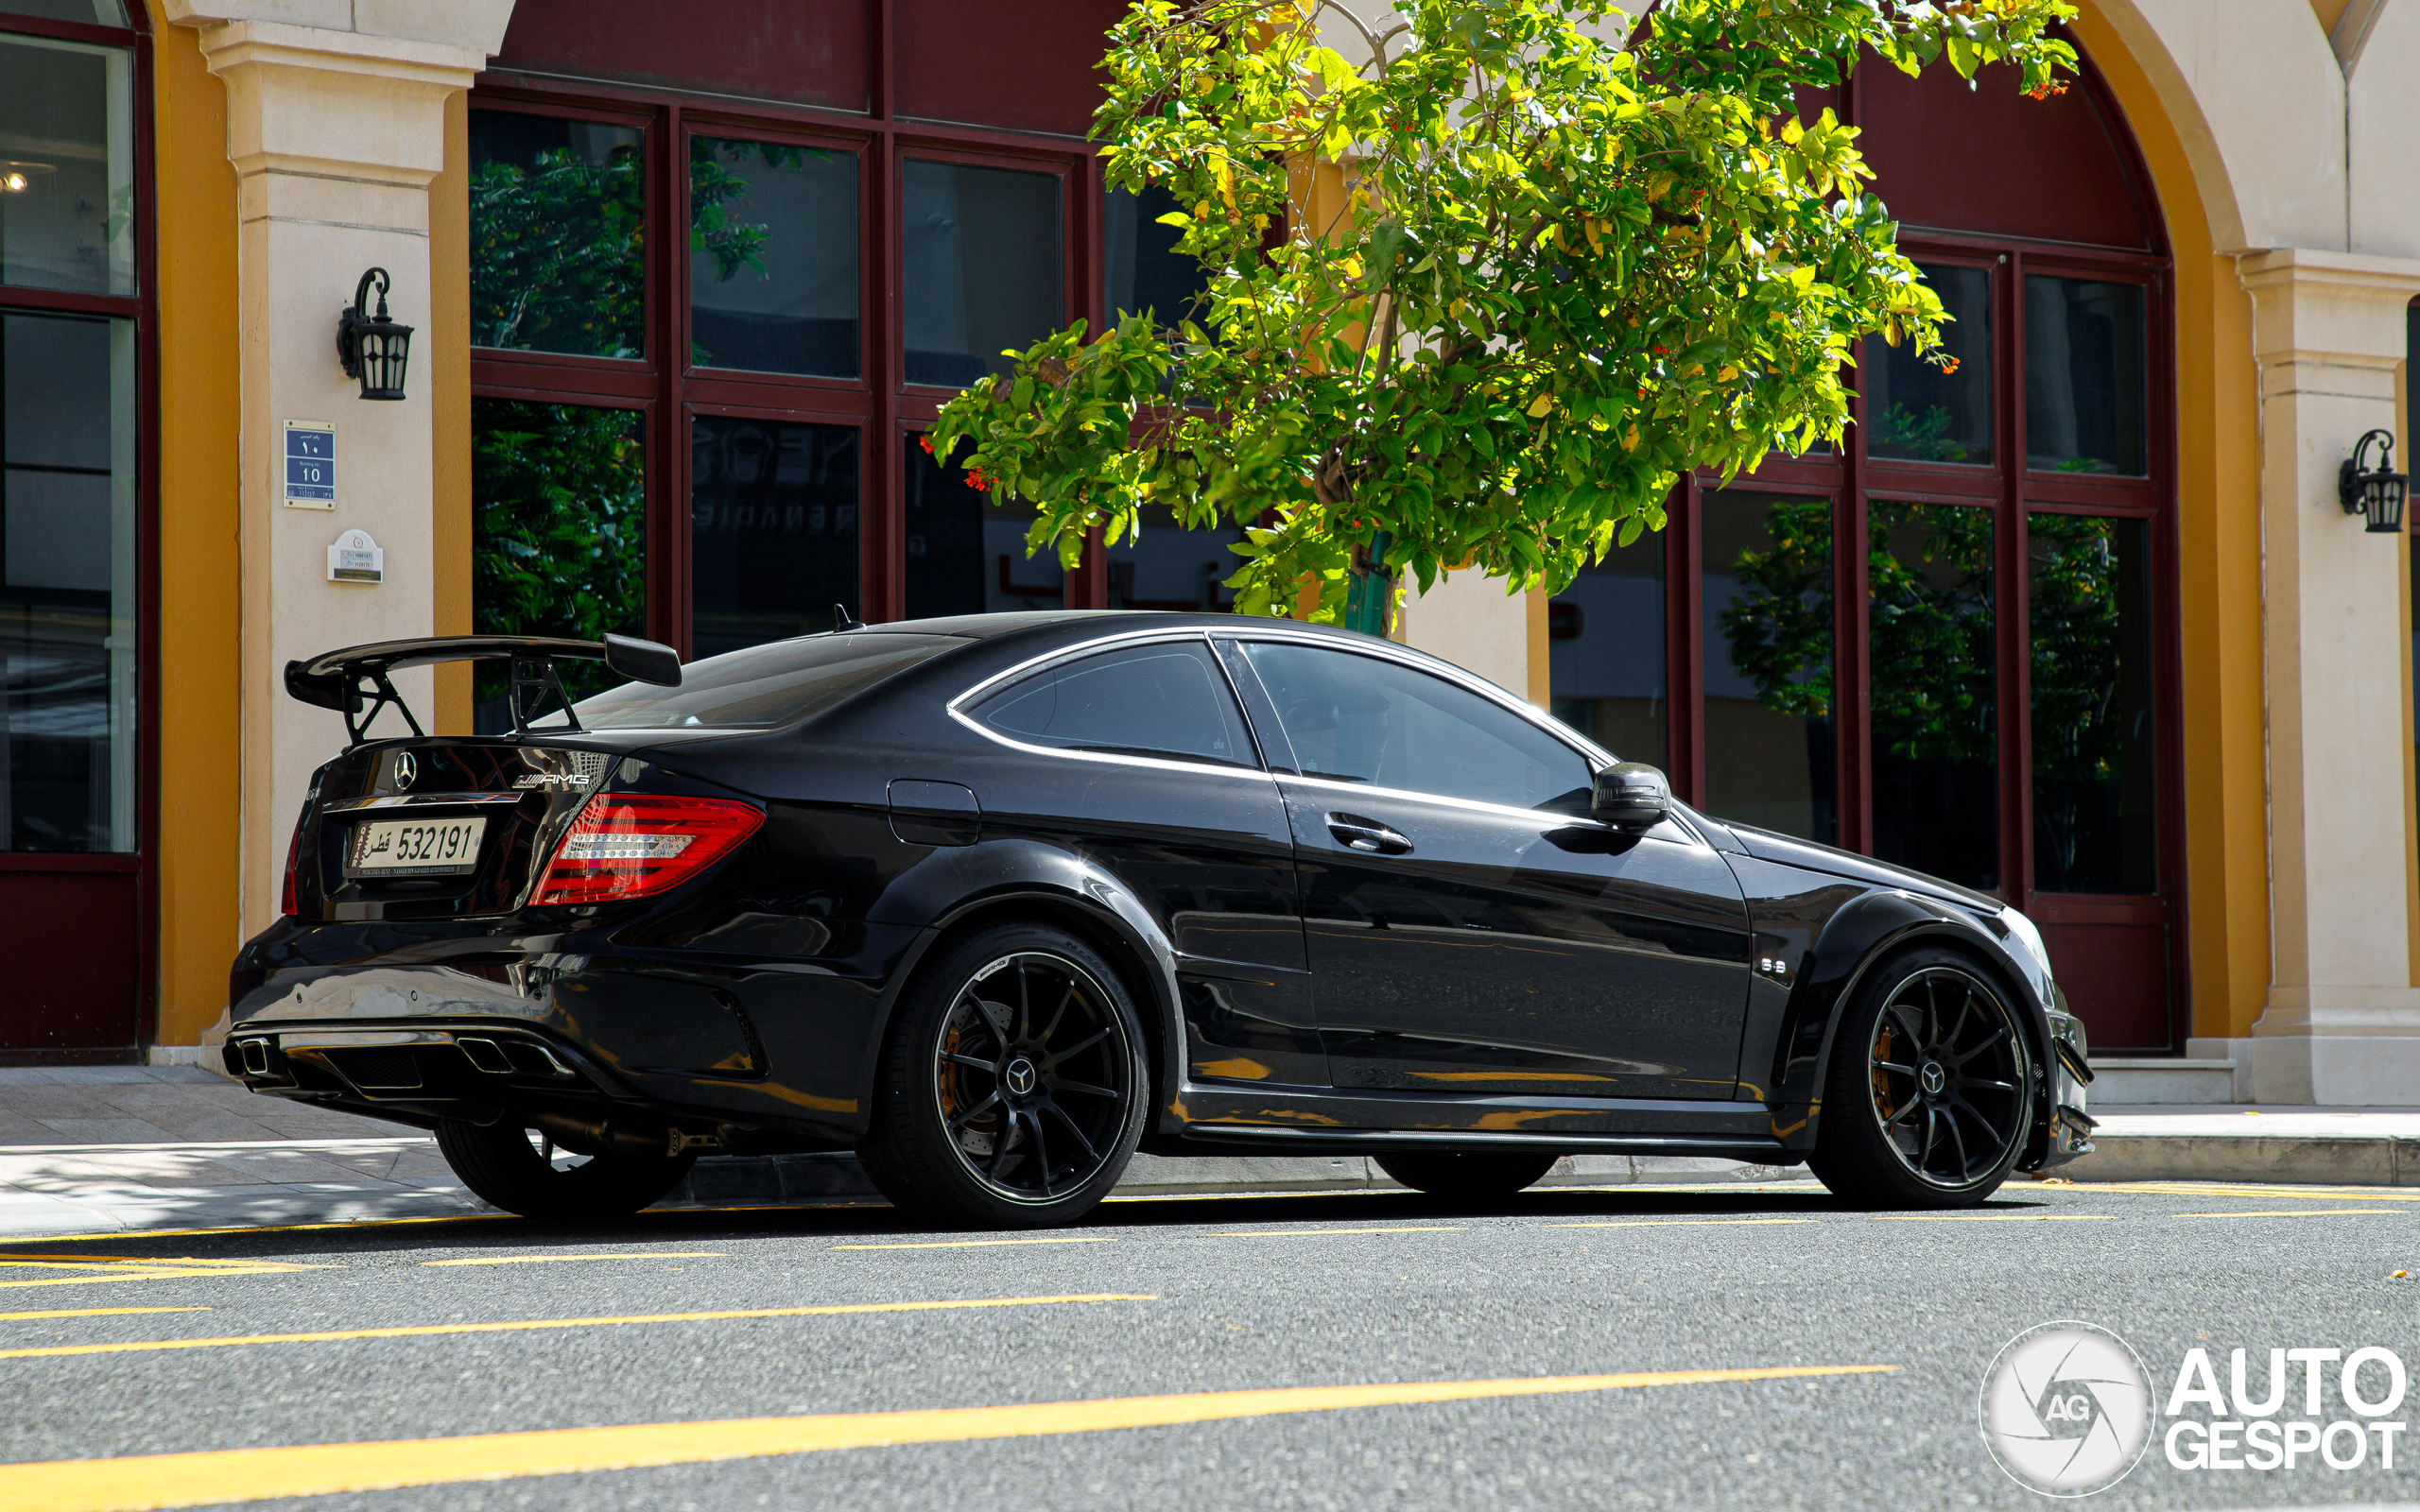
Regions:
[[219, 611, 2095, 1226]]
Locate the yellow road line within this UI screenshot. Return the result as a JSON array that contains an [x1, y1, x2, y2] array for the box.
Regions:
[[2068, 1182, 2420, 1201], [1545, 1219, 1815, 1229], [2172, 1210, 2394, 1219], [0, 1258, 319, 1292], [0, 1201, 892, 1248], [1199, 1228, 1466, 1238], [831, 1237, 1116, 1250], [422, 1253, 726, 1267], [0, 1294, 1156, 1363], [0, 1363, 1896, 1511], [0, 1309, 211, 1322], [1869, 1213, 2118, 1222]]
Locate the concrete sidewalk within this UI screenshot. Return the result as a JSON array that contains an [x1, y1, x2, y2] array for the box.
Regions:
[[0, 1068, 2412, 1238]]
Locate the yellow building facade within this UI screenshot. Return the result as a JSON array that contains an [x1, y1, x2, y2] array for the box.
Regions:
[[0, 0, 2413, 1105]]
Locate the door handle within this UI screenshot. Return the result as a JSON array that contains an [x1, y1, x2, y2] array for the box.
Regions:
[[1325, 813, 1412, 856]]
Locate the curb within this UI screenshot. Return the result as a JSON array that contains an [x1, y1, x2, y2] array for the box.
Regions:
[[2059, 1132, 2420, 1187]]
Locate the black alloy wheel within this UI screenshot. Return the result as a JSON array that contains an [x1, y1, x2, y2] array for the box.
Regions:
[[434, 1120, 694, 1221], [860, 922, 1148, 1228], [1809, 948, 2033, 1208]]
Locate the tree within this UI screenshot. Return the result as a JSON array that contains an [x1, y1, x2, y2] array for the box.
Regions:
[[471, 402, 648, 705], [928, 0, 2076, 623]]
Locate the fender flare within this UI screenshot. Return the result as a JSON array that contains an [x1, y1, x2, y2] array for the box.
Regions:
[[1773, 891, 2052, 1158], [855, 843, 1187, 1131]]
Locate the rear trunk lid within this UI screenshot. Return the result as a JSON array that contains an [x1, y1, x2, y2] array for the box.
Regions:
[[292, 739, 616, 921]]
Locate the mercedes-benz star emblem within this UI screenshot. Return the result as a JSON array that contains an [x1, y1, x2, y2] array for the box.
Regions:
[[1920, 1061, 1946, 1095], [1003, 1057, 1037, 1097], [392, 752, 416, 792]]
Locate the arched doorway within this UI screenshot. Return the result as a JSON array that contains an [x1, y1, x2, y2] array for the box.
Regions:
[[1549, 42, 2181, 1053]]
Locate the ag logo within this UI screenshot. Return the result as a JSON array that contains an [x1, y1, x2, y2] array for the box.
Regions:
[[1979, 1322, 2153, 1496]]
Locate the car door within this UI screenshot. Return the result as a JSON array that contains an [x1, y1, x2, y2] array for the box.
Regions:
[[1220, 635, 1753, 1100], [958, 633, 1322, 1088]]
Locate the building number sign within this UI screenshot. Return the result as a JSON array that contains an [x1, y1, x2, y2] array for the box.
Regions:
[[284, 420, 335, 508]]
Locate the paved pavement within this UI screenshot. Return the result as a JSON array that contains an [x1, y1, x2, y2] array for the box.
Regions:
[[0, 1176, 2413, 1509]]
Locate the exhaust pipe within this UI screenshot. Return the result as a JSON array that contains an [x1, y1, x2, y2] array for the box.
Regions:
[[526, 1110, 719, 1160]]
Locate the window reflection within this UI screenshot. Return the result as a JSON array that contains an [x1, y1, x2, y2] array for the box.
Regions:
[[1103, 182, 1206, 328], [1, 3, 129, 20], [1547, 529, 1666, 765], [0, 311, 133, 852], [470, 112, 645, 360], [471, 401, 646, 729], [2031, 513, 2156, 894], [2026, 277, 2146, 475], [0, 33, 132, 298], [901, 434, 1049, 618], [1865, 263, 1991, 465], [689, 138, 858, 378], [690, 417, 859, 657], [1703, 491, 1835, 843], [1105, 506, 1242, 612], [1869, 502, 1998, 888], [901, 160, 1062, 387]]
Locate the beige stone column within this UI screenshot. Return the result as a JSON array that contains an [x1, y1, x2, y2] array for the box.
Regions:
[[2239, 249, 2420, 1103], [165, 3, 510, 939]]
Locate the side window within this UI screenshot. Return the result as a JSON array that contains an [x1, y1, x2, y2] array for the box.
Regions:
[[974, 640, 1255, 768], [1239, 642, 1593, 814]]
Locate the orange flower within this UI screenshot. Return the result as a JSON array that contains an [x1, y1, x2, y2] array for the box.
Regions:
[[1939, 355, 1961, 375]]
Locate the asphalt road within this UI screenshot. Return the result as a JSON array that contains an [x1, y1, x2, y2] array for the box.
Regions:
[[0, 1177, 2412, 1512]]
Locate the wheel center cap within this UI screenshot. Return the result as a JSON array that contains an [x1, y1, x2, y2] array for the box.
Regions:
[[1919, 1060, 1946, 1096], [1003, 1057, 1038, 1097]]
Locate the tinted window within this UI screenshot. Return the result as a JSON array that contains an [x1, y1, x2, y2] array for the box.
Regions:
[[575, 632, 959, 730], [1239, 643, 1592, 814], [974, 641, 1252, 767]]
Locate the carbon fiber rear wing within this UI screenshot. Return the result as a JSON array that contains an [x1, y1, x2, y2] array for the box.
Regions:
[[285, 633, 682, 747]]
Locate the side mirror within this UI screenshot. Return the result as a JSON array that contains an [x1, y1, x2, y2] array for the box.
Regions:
[[602, 632, 682, 687], [1592, 762, 1670, 833]]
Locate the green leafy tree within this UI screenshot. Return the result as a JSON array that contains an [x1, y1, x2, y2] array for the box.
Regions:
[[1864, 501, 1994, 762], [471, 402, 646, 702], [2028, 512, 2143, 888], [1718, 497, 1835, 718], [929, 0, 2075, 622]]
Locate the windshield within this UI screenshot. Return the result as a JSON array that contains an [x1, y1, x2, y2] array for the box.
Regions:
[[571, 633, 962, 730]]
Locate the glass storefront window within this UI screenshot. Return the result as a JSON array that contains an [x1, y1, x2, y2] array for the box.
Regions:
[[1, 3, 128, 20], [2025, 276, 2147, 476], [1104, 506, 1243, 612], [2030, 512, 2156, 894], [1868, 501, 1998, 888], [1547, 529, 1666, 765], [1703, 490, 1835, 843], [901, 434, 1047, 618], [0, 310, 132, 852], [471, 400, 646, 728], [1103, 182, 1206, 328], [689, 138, 859, 378], [0, 32, 132, 298], [470, 112, 645, 360], [691, 416, 859, 656], [1865, 263, 1992, 465], [901, 160, 1062, 387]]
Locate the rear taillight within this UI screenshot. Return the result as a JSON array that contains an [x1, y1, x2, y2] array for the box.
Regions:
[[531, 795, 764, 906], [279, 809, 305, 917]]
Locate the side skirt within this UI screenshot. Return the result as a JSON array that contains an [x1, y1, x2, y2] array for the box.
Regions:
[[1166, 1082, 1796, 1162]]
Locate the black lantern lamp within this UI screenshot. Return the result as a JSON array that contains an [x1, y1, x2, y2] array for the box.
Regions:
[[2339, 428, 2407, 534], [336, 267, 413, 401]]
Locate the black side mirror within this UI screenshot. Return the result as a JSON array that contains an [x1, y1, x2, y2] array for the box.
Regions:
[[602, 632, 682, 687], [1592, 762, 1670, 833]]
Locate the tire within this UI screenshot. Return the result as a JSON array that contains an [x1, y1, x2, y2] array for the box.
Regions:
[[857, 921, 1150, 1228], [1375, 1150, 1561, 1200], [435, 1120, 694, 1221], [1808, 946, 2034, 1209]]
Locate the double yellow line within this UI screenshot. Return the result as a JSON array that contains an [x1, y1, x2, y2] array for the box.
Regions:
[[0, 1363, 1895, 1512]]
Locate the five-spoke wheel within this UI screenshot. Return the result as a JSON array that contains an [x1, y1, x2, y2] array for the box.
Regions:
[[1811, 948, 2033, 1207], [860, 921, 1148, 1227]]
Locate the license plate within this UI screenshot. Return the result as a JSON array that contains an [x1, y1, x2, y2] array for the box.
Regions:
[[346, 816, 486, 877]]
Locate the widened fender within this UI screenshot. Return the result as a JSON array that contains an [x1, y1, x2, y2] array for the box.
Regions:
[[857, 837, 1187, 1131], [1768, 890, 2049, 1155]]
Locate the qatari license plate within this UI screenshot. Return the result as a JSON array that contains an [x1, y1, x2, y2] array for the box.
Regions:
[[346, 816, 487, 877]]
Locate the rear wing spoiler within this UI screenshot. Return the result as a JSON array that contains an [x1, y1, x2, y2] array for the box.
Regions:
[[285, 633, 682, 747]]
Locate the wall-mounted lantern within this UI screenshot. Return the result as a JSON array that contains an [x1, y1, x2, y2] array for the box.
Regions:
[[2339, 428, 2407, 534], [335, 267, 413, 402]]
